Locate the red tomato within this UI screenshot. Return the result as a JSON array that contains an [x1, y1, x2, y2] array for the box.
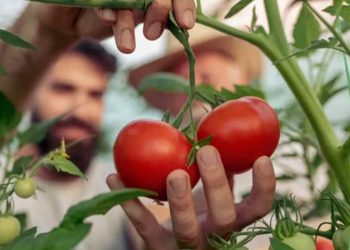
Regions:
[[197, 97, 280, 174], [113, 120, 199, 201], [316, 237, 334, 250]]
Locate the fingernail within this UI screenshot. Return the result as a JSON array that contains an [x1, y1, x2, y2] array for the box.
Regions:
[[101, 9, 116, 22], [170, 176, 187, 195], [118, 29, 134, 52], [199, 147, 217, 168], [182, 9, 195, 28], [146, 21, 162, 40]]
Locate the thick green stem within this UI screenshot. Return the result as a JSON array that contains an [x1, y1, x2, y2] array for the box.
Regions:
[[197, 12, 350, 201], [29, 0, 151, 10]]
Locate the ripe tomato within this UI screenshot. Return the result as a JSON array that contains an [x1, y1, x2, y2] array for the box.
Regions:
[[197, 97, 280, 174], [316, 237, 334, 250], [113, 120, 199, 201], [333, 226, 350, 250], [0, 216, 21, 246], [14, 177, 36, 198]]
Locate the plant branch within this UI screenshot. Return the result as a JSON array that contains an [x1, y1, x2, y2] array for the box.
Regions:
[[303, 0, 350, 56]]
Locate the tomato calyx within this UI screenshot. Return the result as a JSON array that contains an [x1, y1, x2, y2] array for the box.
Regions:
[[185, 135, 212, 166]]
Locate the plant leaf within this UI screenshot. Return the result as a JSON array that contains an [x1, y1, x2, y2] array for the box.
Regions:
[[0, 91, 21, 137], [324, 5, 350, 23], [137, 73, 189, 94], [293, 3, 321, 49], [225, 0, 254, 19], [2, 224, 91, 250], [44, 157, 86, 179], [341, 136, 350, 156], [250, 6, 258, 31], [61, 189, 154, 227], [269, 238, 294, 250], [220, 85, 266, 100], [0, 29, 36, 50], [18, 114, 65, 147]]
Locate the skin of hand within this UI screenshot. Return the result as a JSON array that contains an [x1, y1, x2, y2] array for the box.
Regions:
[[107, 145, 276, 250], [32, 0, 196, 53]]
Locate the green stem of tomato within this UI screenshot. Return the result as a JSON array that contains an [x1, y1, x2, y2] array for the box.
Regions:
[[28, 0, 152, 10], [197, 6, 350, 201]]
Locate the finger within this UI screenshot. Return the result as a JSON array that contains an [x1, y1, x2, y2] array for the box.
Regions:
[[172, 0, 196, 29], [106, 174, 167, 250], [95, 8, 117, 24], [112, 10, 135, 53], [76, 9, 112, 39], [143, 0, 171, 40], [167, 170, 204, 249], [196, 145, 236, 235], [235, 156, 276, 230]]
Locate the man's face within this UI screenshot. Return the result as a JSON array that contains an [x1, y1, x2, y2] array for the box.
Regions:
[[32, 52, 108, 172], [34, 52, 108, 142]]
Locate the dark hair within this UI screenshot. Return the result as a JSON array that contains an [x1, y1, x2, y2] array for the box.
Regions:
[[69, 39, 117, 73]]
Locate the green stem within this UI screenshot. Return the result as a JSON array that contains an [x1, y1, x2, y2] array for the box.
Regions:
[[28, 0, 151, 10], [197, 10, 350, 202], [304, 1, 350, 56], [300, 226, 333, 239]]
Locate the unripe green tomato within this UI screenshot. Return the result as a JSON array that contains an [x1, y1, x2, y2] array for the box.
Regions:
[[269, 233, 316, 250], [0, 216, 21, 246], [333, 226, 350, 250], [14, 177, 36, 198]]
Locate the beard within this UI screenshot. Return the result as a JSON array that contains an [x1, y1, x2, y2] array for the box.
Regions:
[[31, 109, 99, 175]]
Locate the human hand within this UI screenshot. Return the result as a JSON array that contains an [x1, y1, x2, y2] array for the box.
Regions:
[[31, 0, 196, 53], [107, 145, 275, 249]]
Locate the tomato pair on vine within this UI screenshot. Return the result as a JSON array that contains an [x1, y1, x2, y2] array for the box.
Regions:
[[113, 96, 280, 200]]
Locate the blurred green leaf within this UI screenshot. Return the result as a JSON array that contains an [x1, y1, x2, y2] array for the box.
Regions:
[[317, 73, 347, 104], [225, 0, 254, 19], [1, 227, 37, 250], [276, 174, 296, 181], [324, 5, 350, 23], [0, 64, 7, 75], [138, 73, 189, 94], [0, 29, 36, 50], [0, 91, 21, 137], [61, 189, 155, 227], [44, 157, 86, 179], [269, 238, 294, 250], [3, 224, 91, 250], [14, 213, 28, 233], [341, 136, 350, 156], [18, 114, 64, 147], [6, 156, 34, 178], [220, 85, 266, 100], [293, 3, 321, 49], [250, 6, 258, 31]]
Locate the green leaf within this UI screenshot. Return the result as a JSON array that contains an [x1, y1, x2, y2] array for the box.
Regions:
[[44, 157, 86, 179], [18, 114, 64, 147], [6, 156, 33, 177], [250, 6, 258, 31], [225, 0, 254, 19], [0, 64, 7, 75], [324, 5, 350, 23], [220, 85, 266, 100], [61, 189, 154, 227], [138, 73, 189, 94], [14, 213, 28, 233], [317, 73, 344, 104], [293, 3, 321, 49], [0, 91, 21, 137], [0, 29, 36, 50], [1, 227, 37, 250], [3, 224, 91, 250], [161, 110, 171, 123], [269, 238, 294, 250]]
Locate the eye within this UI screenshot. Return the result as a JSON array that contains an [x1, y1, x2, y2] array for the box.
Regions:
[[50, 81, 75, 94], [90, 90, 103, 100]]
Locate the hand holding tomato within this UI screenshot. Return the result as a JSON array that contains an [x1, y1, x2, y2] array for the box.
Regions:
[[107, 145, 276, 249]]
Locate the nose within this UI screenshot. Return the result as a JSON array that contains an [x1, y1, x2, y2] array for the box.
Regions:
[[70, 93, 92, 124]]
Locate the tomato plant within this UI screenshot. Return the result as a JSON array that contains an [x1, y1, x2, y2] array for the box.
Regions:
[[0, 216, 21, 246], [316, 237, 335, 250], [332, 226, 350, 250], [14, 177, 36, 198], [113, 120, 200, 201], [197, 97, 280, 174], [269, 233, 316, 250]]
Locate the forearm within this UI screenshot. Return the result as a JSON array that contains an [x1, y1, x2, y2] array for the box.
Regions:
[[0, 4, 77, 110]]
